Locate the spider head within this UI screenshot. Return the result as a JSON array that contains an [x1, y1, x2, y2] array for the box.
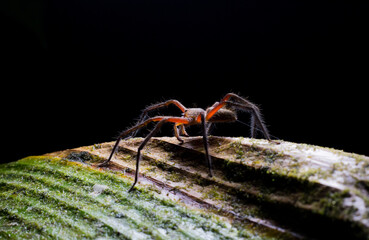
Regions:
[[182, 108, 206, 124]]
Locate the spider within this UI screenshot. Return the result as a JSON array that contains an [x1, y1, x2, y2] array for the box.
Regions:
[[98, 93, 271, 192]]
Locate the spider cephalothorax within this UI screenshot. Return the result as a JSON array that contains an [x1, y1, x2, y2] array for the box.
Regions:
[[98, 93, 271, 192]]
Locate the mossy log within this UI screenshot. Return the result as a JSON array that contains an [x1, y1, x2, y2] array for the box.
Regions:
[[1, 137, 369, 239]]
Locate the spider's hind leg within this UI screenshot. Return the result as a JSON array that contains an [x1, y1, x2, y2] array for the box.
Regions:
[[250, 114, 257, 139], [230, 101, 270, 140], [206, 93, 271, 141]]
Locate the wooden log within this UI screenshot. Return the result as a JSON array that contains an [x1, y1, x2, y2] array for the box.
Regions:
[[2, 137, 368, 239]]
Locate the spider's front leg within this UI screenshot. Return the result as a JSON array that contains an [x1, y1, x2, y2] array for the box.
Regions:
[[129, 119, 167, 192], [97, 116, 189, 167], [129, 117, 192, 192], [97, 115, 191, 192], [131, 100, 187, 138]]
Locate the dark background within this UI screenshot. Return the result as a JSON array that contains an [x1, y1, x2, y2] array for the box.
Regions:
[[1, 0, 368, 163]]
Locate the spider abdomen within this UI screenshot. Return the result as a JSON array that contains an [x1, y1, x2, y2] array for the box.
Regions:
[[208, 109, 237, 123]]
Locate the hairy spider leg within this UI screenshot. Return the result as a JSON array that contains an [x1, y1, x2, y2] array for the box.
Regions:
[[99, 112, 214, 191], [98, 116, 190, 167], [206, 93, 270, 140], [97, 116, 191, 191], [128, 113, 213, 191], [131, 100, 187, 138], [205, 93, 234, 121], [200, 112, 213, 177], [222, 93, 269, 139], [226, 101, 270, 140], [129, 118, 167, 192], [176, 110, 213, 177]]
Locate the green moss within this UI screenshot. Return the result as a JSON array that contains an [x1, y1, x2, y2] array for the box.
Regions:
[[229, 140, 246, 159], [203, 186, 222, 200], [64, 151, 106, 163], [316, 190, 351, 217], [298, 168, 324, 180], [92, 143, 102, 150], [164, 171, 182, 182], [0, 156, 269, 240], [192, 173, 212, 186]]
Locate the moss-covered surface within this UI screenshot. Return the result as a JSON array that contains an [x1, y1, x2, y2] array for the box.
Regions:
[[4, 136, 369, 239], [91, 137, 369, 239], [0, 156, 276, 240]]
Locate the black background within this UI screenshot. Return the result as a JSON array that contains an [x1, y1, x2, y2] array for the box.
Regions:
[[1, 0, 368, 163]]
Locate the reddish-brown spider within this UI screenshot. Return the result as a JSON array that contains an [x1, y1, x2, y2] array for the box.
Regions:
[[98, 93, 271, 192]]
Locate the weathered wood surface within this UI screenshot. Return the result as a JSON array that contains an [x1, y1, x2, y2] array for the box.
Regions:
[[46, 136, 369, 240]]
